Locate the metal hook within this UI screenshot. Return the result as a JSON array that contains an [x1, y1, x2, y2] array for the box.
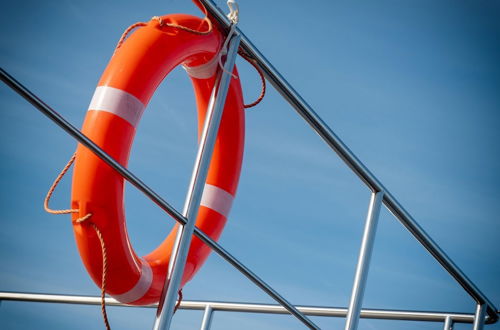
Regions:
[[227, 0, 239, 24]]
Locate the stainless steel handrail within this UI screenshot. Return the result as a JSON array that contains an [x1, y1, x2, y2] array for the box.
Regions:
[[198, 0, 498, 325], [1, 1, 498, 328], [345, 192, 384, 330], [0, 291, 488, 324]]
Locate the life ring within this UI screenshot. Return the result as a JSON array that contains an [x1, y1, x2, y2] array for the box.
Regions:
[[71, 14, 245, 305]]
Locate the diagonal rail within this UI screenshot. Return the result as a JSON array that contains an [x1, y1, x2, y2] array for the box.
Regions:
[[0, 67, 319, 330], [198, 0, 498, 324]]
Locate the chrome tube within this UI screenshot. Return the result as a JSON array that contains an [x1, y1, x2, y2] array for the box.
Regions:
[[443, 316, 454, 330], [345, 191, 384, 330], [0, 69, 318, 329], [0, 291, 482, 324], [473, 304, 486, 330], [198, 0, 499, 323], [200, 305, 214, 330], [153, 33, 242, 330]]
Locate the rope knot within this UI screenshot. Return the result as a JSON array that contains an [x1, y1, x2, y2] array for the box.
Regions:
[[227, 0, 239, 24], [75, 212, 93, 224], [152, 16, 164, 26]]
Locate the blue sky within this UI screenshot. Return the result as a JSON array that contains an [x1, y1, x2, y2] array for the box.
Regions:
[[1, 0, 499, 329]]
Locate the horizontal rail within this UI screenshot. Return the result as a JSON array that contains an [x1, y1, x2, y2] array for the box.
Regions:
[[0, 67, 318, 330], [198, 0, 498, 324], [0, 291, 487, 324]]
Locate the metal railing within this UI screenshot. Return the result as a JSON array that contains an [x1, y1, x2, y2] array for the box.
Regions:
[[0, 291, 492, 330], [1, 0, 498, 329], [198, 0, 499, 329]]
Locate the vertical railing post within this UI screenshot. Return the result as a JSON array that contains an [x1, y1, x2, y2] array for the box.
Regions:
[[472, 304, 486, 330], [443, 316, 453, 330], [344, 191, 384, 330], [152, 32, 242, 330], [200, 305, 214, 330]]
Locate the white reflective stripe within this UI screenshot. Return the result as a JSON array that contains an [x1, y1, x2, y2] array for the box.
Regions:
[[182, 55, 218, 79], [200, 184, 234, 218], [88, 86, 145, 127], [111, 260, 152, 304]]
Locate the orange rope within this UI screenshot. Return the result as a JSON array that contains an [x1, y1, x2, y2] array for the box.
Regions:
[[81, 220, 111, 330], [238, 48, 266, 109], [173, 289, 183, 314], [115, 4, 212, 51], [44, 153, 110, 330], [153, 15, 212, 35], [44, 153, 77, 215], [115, 16, 212, 51], [115, 22, 148, 50]]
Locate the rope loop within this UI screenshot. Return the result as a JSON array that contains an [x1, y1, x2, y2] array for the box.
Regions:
[[238, 48, 266, 109], [44, 153, 110, 330], [44, 153, 78, 215], [227, 0, 240, 24], [116, 2, 213, 51]]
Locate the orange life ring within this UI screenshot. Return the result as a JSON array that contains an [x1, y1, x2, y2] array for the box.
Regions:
[[70, 14, 245, 305]]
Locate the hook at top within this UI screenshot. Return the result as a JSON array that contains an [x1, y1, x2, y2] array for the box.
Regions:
[[227, 0, 239, 24]]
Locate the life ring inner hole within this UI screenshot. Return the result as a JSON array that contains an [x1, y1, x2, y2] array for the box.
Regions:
[[124, 65, 200, 256]]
